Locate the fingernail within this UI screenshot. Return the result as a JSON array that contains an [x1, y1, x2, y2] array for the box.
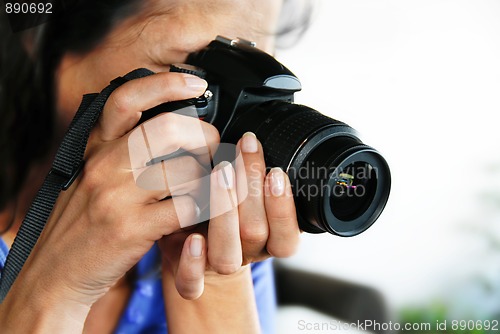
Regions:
[[269, 168, 285, 197], [182, 74, 208, 92], [217, 161, 234, 189], [241, 132, 258, 153], [189, 235, 203, 257]]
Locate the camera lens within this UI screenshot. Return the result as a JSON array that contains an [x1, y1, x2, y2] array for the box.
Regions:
[[223, 100, 391, 237], [292, 133, 390, 236], [329, 161, 377, 222]]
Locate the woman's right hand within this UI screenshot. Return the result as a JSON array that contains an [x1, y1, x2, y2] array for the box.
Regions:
[[0, 72, 214, 331]]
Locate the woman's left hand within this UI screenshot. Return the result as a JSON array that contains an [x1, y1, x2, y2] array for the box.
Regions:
[[158, 132, 301, 300]]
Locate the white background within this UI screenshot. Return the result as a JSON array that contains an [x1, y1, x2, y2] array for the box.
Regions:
[[275, 0, 500, 330]]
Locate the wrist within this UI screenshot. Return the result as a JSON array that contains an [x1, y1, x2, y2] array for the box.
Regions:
[[162, 264, 260, 334], [0, 274, 90, 333]]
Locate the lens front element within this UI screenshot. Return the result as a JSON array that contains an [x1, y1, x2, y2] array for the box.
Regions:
[[330, 161, 378, 222], [320, 148, 390, 237]]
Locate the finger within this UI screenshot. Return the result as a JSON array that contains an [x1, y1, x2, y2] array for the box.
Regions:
[[207, 162, 242, 275], [134, 155, 210, 203], [139, 195, 201, 239], [235, 133, 269, 261], [175, 234, 207, 300], [127, 112, 219, 171], [264, 168, 300, 258], [96, 72, 208, 141]]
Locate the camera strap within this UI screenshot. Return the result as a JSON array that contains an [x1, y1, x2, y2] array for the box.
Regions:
[[0, 68, 155, 303]]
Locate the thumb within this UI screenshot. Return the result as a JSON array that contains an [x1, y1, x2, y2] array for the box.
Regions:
[[174, 234, 206, 300]]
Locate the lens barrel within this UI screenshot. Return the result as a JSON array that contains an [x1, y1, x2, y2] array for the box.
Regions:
[[224, 101, 391, 237]]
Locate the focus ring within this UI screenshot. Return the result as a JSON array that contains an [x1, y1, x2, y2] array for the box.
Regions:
[[255, 103, 343, 169]]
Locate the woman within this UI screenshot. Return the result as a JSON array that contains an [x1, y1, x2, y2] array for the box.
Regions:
[[0, 0, 312, 332]]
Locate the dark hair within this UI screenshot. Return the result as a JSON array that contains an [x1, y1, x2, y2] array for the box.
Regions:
[[0, 0, 141, 211], [0, 0, 314, 211], [0, 13, 51, 211]]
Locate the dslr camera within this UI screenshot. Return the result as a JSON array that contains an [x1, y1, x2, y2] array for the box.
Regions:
[[142, 36, 391, 237]]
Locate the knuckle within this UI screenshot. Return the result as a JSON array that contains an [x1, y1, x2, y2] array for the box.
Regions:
[[208, 124, 220, 141], [109, 87, 132, 115], [81, 151, 123, 193], [203, 123, 220, 144], [176, 282, 202, 301], [211, 260, 241, 275], [80, 157, 105, 193], [157, 113, 179, 137], [80, 156, 134, 241], [179, 289, 201, 301], [215, 264, 240, 276], [110, 218, 135, 244], [92, 188, 120, 216], [89, 193, 136, 243], [240, 220, 269, 245]]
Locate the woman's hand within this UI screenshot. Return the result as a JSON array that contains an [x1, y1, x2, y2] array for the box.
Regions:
[[0, 71, 213, 332], [156, 133, 301, 334], [0, 68, 301, 333], [158, 132, 301, 300]]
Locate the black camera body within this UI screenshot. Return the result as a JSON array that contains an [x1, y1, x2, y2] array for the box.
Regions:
[[147, 36, 391, 237]]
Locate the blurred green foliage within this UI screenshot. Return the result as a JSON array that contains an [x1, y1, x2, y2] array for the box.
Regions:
[[400, 302, 498, 333]]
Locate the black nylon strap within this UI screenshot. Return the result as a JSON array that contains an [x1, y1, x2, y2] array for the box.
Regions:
[[0, 68, 155, 303]]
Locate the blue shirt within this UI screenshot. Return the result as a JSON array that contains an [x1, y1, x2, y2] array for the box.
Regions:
[[0, 238, 276, 333]]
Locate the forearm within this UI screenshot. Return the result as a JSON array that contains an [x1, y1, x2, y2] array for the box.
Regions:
[[162, 264, 261, 334], [0, 298, 87, 333], [0, 271, 89, 333]]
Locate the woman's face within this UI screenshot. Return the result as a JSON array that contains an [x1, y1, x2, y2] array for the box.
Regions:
[[55, 0, 283, 126]]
